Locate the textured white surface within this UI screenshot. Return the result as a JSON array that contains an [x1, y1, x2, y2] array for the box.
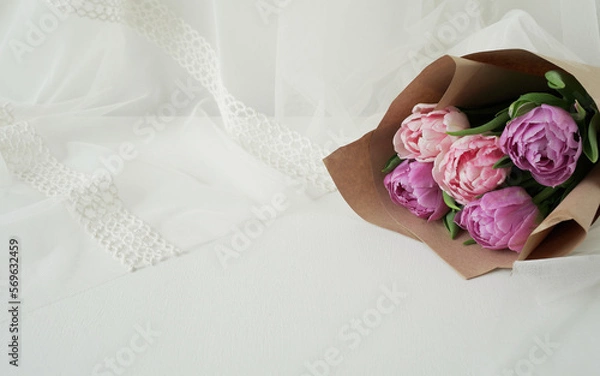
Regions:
[[1, 0, 600, 375]]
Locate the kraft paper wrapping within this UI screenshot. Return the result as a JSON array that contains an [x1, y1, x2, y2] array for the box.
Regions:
[[324, 49, 600, 279]]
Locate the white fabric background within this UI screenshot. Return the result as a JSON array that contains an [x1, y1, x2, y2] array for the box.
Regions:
[[1, 0, 600, 375]]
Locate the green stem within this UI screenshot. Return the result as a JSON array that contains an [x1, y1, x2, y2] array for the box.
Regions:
[[447, 110, 510, 137], [532, 186, 556, 206]]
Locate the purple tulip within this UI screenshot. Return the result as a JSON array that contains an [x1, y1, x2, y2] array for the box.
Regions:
[[454, 187, 541, 252], [384, 160, 449, 221], [500, 104, 582, 187]]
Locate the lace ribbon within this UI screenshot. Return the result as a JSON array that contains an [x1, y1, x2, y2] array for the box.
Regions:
[[46, 0, 337, 193], [0, 106, 181, 270], [4, 0, 338, 271]]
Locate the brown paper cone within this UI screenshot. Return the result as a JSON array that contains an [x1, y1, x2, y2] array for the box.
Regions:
[[324, 49, 600, 279]]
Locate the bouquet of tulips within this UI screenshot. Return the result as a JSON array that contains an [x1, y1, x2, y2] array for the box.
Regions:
[[325, 49, 600, 278], [382, 70, 598, 253]]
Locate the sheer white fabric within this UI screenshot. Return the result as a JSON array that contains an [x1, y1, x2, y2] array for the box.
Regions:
[[48, 0, 338, 194]]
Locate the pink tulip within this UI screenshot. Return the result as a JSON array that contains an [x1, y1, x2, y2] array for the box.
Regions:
[[394, 104, 470, 162], [432, 135, 509, 205]]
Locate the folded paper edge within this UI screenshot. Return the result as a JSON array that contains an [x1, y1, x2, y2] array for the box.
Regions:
[[323, 131, 420, 241]]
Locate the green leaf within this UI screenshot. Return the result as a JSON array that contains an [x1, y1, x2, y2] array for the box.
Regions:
[[442, 191, 461, 211], [443, 210, 460, 240], [463, 238, 477, 246], [545, 70, 595, 109], [508, 101, 537, 118], [447, 110, 510, 136], [382, 154, 402, 173], [518, 92, 570, 108], [493, 155, 513, 169], [583, 111, 600, 163], [545, 70, 566, 90], [508, 93, 570, 118]]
